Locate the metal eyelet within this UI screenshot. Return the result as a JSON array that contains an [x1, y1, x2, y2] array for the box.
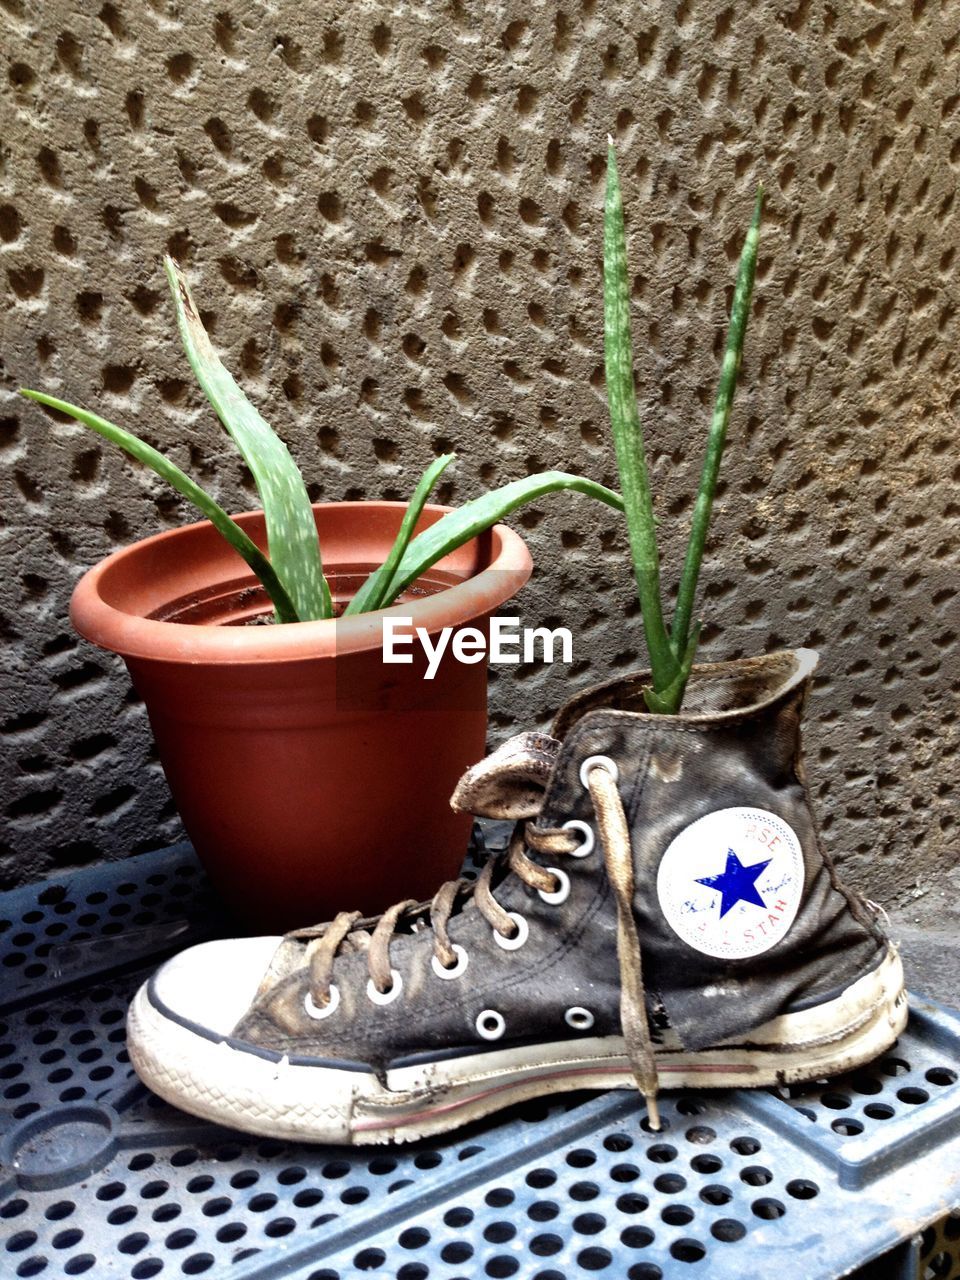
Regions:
[[493, 911, 529, 951], [562, 819, 595, 858], [565, 1006, 595, 1031], [304, 985, 340, 1020], [538, 867, 571, 906], [476, 1009, 506, 1040], [580, 754, 619, 788], [431, 945, 469, 980], [366, 970, 403, 1006]]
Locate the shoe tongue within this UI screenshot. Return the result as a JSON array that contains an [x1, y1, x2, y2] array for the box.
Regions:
[[450, 731, 560, 820]]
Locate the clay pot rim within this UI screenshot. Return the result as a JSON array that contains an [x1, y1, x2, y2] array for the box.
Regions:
[[70, 500, 533, 665]]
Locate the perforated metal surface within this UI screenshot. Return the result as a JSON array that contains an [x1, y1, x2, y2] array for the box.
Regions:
[[1, 2, 958, 899], [2, 849, 960, 1279]]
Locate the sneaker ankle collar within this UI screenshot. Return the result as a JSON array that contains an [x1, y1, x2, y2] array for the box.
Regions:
[[551, 648, 819, 739]]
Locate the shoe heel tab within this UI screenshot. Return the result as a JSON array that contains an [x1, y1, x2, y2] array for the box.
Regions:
[[725, 647, 819, 736], [791, 647, 820, 685], [767, 647, 819, 714]]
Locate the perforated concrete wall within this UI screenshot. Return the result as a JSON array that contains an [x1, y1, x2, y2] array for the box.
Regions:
[[1, 1, 957, 905]]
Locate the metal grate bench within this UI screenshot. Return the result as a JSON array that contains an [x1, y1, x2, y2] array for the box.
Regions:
[[1, 845, 959, 1280]]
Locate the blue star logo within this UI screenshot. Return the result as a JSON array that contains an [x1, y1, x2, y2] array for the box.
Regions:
[[696, 848, 771, 918]]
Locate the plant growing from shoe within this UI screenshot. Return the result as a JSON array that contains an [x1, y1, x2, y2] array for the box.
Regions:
[[603, 141, 763, 715], [22, 259, 624, 624]]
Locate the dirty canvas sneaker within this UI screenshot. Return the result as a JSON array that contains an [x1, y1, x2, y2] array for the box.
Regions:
[[127, 649, 906, 1143]]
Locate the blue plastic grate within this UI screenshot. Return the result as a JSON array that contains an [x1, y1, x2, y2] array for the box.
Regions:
[[1, 846, 959, 1280], [0, 844, 221, 1013]]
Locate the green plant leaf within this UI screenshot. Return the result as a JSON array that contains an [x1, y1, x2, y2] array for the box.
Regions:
[[604, 141, 679, 693], [343, 453, 456, 617], [376, 472, 625, 609], [642, 624, 701, 714], [671, 186, 763, 658], [20, 390, 301, 624], [163, 257, 332, 621]]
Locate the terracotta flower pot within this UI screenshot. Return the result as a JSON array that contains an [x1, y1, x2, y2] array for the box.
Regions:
[[70, 502, 532, 931]]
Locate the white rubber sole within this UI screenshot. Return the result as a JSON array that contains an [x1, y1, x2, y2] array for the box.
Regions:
[[127, 946, 907, 1145]]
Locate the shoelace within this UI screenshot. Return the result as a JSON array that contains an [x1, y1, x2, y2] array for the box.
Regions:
[[295, 762, 661, 1129]]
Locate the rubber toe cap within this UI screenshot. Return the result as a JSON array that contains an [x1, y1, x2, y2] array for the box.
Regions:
[[149, 936, 282, 1037]]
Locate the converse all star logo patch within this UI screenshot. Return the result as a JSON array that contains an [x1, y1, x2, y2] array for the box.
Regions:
[[656, 807, 805, 960]]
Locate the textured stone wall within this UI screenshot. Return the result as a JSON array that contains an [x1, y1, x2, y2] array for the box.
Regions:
[[1, 0, 957, 903]]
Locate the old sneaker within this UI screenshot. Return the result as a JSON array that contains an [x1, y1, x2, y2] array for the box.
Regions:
[[127, 649, 906, 1143]]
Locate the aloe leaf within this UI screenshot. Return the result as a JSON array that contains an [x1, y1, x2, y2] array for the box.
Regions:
[[642, 623, 701, 715], [376, 472, 625, 609], [163, 257, 332, 621], [20, 389, 300, 623], [344, 453, 456, 617], [604, 141, 679, 693], [671, 186, 763, 657]]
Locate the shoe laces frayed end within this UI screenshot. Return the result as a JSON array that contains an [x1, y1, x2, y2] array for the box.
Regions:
[[585, 762, 662, 1131]]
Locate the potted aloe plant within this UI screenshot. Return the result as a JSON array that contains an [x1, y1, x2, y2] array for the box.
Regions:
[[22, 259, 623, 929]]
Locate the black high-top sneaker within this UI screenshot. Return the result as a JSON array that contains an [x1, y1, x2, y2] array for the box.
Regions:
[[127, 649, 906, 1143]]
